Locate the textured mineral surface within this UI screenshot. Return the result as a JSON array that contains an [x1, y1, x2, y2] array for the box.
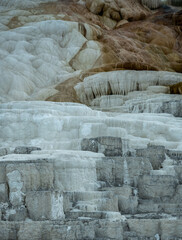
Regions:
[[0, 0, 182, 239]]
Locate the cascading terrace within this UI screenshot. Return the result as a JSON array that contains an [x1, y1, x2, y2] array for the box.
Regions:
[[0, 0, 182, 239]]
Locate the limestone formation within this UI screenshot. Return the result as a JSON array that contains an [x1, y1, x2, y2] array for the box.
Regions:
[[75, 70, 182, 117], [75, 70, 182, 103], [1, 101, 182, 151], [0, 0, 182, 104], [0, 0, 182, 239], [0, 138, 182, 239]]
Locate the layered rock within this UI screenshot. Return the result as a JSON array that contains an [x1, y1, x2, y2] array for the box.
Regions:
[[75, 70, 182, 102], [1, 101, 182, 151], [0, 136, 182, 239], [0, 0, 182, 239], [0, 0, 182, 104], [75, 70, 182, 116]]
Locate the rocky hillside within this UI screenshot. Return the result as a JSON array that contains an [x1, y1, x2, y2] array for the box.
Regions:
[[0, 0, 182, 103], [0, 0, 182, 239]]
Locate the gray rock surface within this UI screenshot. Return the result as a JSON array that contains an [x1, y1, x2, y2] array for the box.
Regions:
[[136, 144, 166, 169], [26, 191, 64, 221], [14, 146, 41, 154], [0, 138, 182, 239], [138, 175, 178, 199], [0, 148, 10, 157], [81, 137, 122, 156]]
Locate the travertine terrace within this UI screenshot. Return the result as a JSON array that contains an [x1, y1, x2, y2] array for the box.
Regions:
[[0, 0, 182, 239]]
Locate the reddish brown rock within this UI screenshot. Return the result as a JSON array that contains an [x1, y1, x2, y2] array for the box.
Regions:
[[170, 82, 182, 94], [30, 0, 182, 102]]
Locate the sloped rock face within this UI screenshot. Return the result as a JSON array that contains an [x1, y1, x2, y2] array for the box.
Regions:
[[0, 0, 182, 103], [0, 0, 182, 239]]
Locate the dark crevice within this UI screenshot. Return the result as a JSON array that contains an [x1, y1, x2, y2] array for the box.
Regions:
[[98, 7, 104, 16], [107, 81, 113, 95], [136, 82, 140, 91]]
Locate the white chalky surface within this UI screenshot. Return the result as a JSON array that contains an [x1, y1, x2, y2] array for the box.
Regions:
[[0, 4, 101, 103], [0, 101, 182, 151]]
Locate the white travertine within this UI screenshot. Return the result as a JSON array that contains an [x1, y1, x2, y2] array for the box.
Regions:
[[75, 70, 182, 104], [0, 17, 101, 103], [0, 101, 182, 151]]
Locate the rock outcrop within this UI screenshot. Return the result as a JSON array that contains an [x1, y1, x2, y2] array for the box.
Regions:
[[85, 0, 149, 22], [0, 0, 182, 239], [0, 0, 182, 103], [0, 137, 182, 239], [75, 70, 182, 116]]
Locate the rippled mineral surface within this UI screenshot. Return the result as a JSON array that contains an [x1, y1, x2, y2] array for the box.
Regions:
[[0, 0, 182, 239]]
